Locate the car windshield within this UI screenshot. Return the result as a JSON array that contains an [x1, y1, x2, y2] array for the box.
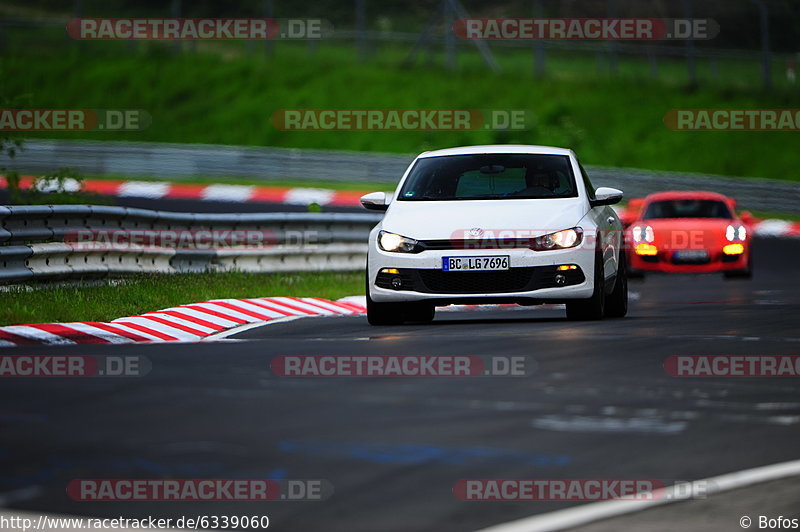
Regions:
[[397, 153, 578, 201], [643, 199, 733, 220]]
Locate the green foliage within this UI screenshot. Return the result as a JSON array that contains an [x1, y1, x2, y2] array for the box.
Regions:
[[2, 36, 799, 181], [0, 271, 364, 326]]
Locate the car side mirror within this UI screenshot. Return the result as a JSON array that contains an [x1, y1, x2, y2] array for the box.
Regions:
[[740, 211, 754, 224], [360, 191, 392, 211], [590, 187, 624, 207]]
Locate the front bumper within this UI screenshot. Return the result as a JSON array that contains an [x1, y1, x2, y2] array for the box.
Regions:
[[630, 245, 749, 273], [368, 245, 596, 304]]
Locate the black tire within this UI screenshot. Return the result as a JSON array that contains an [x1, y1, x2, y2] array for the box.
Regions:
[[605, 250, 628, 318], [404, 302, 435, 323], [365, 273, 435, 325], [366, 293, 405, 325], [566, 250, 606, 321], [366, 274, 404, 325]]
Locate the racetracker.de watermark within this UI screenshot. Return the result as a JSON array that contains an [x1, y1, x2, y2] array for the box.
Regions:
[[0, 355, 150, 377], [67, 479, 333, 501], [454, 18, 718, 40], [270, 109, 529, 131], [664, 356, 800, 377], [67, 18, 332, 40], [453, 479, 713, 501], [664, 109, 800, 131], [0, 109, 150, 131], [64, 229, 320, 250], [270, 355, 533, 377], [447, 227, 739, 253]]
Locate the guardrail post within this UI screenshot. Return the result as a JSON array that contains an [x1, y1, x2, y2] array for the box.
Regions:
[[532, 0, 545, 78], [607, 0, 618, 76], [356, 0, 367, 62], [683, 0, 697, 87], [751, 0, 772, 90]]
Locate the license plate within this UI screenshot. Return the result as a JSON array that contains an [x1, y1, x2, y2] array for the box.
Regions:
[[673, 250, 709, 261], [442, 256, 510, 271]]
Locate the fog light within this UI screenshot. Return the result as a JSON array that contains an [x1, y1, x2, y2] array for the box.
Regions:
[[391, 277, 402, 289], [635, 243, 658, 256], [723, 243, 744, 255], [555, 274, 567, 286], [557, 264, 577, 271], [381, 268, 400, 274]]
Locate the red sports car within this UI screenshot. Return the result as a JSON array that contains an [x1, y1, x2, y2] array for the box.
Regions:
[[625, 191, 753, 278]]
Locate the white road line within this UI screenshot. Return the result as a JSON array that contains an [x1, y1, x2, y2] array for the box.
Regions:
[[475, 458, 800, 532], [531, 415, 687, 435]]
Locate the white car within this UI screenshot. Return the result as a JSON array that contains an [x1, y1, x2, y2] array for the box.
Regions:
[[360, 145, 627, 325]]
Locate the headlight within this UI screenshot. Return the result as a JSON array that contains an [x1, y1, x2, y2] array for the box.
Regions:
[[632, 225, 654, 243], [726, 225, 746, 242], [378, 230, 420, 253], [530, 228, 583, 251]]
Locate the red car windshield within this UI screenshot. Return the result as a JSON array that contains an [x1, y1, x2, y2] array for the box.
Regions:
[[643, 199, 733, 220]]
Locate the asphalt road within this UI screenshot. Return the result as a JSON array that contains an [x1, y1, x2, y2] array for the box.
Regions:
[[1, 238, 799, 531]]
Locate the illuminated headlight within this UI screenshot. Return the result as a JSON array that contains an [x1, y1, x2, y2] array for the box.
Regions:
[[632, 225, 654, 243], [530, 228, 583, 251], [378, 230, 420, 253], [726, 225, 747, 241]]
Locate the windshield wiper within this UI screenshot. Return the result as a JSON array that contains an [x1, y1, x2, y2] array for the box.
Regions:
[[466, 193, 507, 199]]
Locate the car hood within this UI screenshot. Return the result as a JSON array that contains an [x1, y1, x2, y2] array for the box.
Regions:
[[381, 198, 587, 240]]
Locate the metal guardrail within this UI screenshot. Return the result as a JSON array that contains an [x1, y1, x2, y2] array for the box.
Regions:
[[0, 205, 382, 283], [6, 140, 800, 214]]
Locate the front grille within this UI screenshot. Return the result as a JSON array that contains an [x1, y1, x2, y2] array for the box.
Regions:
[[419, 269, 533, 293], [419, 239, 531, 251]]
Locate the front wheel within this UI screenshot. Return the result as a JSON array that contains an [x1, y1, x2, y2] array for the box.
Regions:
[[605, 250, 628, 318], [366, 273, 403, 325], [366, 273, 435, 325], [366, 291, 404, 325], [566, 250, 606, 321]]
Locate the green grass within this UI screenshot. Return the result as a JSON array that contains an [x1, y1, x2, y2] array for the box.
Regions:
[[2, 32, 799, 182], [749, 210, 800, 222], [0, 271, 364, 326]]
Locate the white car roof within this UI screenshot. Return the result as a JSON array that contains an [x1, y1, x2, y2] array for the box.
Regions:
[[418, 144, 573, 158]]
